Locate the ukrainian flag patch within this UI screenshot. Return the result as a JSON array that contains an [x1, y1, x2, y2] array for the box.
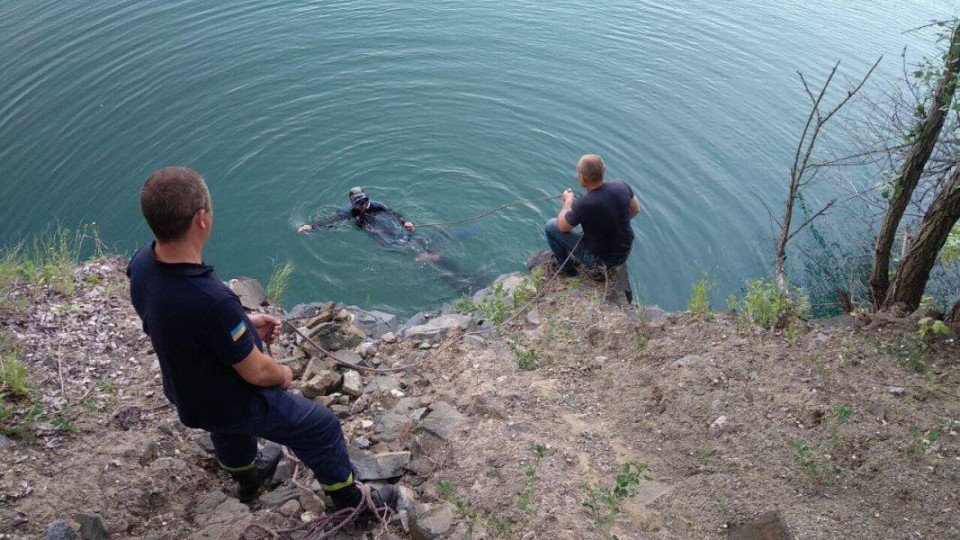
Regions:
[[231, 322, 247, 342]]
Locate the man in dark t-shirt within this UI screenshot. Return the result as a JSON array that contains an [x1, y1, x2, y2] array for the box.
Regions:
[[127, 167, 396, 515], [544, 154, 640, 276]]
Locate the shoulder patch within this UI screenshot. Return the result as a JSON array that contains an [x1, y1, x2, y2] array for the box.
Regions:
[[231, 322, 247, 342]]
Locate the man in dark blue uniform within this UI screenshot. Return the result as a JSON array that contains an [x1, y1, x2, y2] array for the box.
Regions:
[[544, 154, 641, 280], [127, 167, 397, 514]]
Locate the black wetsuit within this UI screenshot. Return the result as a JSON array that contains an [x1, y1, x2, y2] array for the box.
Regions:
[[310, 201, 473, 293], [310, 201, 425, 251]]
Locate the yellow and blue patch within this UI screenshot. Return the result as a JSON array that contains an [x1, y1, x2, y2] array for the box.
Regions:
[[231, 322, 247, 342]]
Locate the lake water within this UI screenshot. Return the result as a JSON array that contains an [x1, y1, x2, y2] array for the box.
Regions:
[[0, 0, 955, 316]]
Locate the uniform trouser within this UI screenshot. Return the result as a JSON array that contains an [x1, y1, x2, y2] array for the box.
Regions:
[[209, 387, 355, 492]]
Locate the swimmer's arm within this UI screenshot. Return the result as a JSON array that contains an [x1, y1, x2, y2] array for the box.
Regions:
[[629, 195, 641, 219], [298, 207, 351, 233], [378, 204, 415, 232]]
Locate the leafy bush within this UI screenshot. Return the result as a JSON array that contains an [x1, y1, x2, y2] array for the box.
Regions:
[[941, 224, 959, 268], [732, 279, 810, 328]]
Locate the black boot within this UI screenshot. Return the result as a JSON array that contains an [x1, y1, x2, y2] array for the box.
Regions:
[[229, 444, 282, 502], [328, 483, 399, 520]]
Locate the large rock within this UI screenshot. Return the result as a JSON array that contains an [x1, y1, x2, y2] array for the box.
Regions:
[[73, 513, 107, 540], [227, 278, 267, 310], [288, 301, 334, 320], [641, 305, 668, 323], [401, 314, 474, 341], [341, 370, 363, 397], [43, 521, 77, 540], [472, 273, 529, 306], [307, 322, 366, 352], [526, 250, 553, 271], [417, 401, 466, 440], [346, 306, 398, 339], [347, 447, 411, 480], [727, 512, 792, 540], [301, 370, 343, 399], [409, 502, 456, 540]]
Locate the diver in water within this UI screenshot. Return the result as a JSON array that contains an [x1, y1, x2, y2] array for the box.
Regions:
[[298, 187, 477, 292], [297, 187, 438, 262]]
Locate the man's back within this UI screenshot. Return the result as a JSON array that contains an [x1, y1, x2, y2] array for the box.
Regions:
[[127, 242, 261, 429], [566, 180, 636, 267]]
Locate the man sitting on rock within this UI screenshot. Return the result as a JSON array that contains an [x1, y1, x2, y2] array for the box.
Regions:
[[544, 154, 640, 280], [127, 167, 397, 515]]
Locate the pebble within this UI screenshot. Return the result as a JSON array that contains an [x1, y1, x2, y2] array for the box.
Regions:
[[390, 389, 406, 398], [280, 500, 301, 517], [889, 387, 907, 396], [382, 332, 398, 344]]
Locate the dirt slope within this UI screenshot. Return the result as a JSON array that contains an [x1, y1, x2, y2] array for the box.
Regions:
[[1, 259, 958, 539]]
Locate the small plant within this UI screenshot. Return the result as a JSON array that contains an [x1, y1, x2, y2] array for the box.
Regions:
[[808, 355, 829, 380], [582, 461, 651, 538], [785, 321, 803, 344], [825, 405, 854, 447], [516, 444, 547, 519], [507, 340, 540, 371], [437, 479, 479, 521], [733, 278, 810, 329], [788, 440, 840, 491], [941, 224, 960, 268], [452, 295, 478, 314], [634, 329, 648, 354], [687, 272, 716, 318], [0, 352, 30, 401], [906, 425, 943, 458], [917, 317, 950, 341], [266, 260, 294, 307]]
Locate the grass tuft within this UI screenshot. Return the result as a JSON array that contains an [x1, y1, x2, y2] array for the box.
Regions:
[[267, 260, 294, 307]]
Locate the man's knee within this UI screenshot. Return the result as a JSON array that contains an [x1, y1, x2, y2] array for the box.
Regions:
[[544, 218, 559, 236]]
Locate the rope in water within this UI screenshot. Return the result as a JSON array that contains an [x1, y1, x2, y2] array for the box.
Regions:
[[415, 193, 564, 228]]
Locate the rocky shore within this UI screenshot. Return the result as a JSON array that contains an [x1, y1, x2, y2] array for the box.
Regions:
[[1, 255, 959, 539]]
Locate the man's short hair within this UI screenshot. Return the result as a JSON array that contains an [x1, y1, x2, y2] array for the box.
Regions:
[[577, 154, 606, 184], [140, 167, 210, 242]]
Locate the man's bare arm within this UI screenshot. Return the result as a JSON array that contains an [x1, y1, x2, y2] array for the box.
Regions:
[[557, 190, 576, 233], [629, 195, 641, 219], [233, 348, 292, 388]]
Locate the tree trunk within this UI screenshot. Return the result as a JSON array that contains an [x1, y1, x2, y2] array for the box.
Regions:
[[885, 167, 960, 311], [869, 22, 960, 307], [947, 298, 960, 326]]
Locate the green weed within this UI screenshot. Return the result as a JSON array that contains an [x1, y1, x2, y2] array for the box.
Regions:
[[808, 355, 829, 380], [582, 461, 651, 539], [732, 278, 810, 329], [516, 444, 547, 519], [917, 317, 950, 341], [0, 352, 30, 401], [788, 440, 840, 491], [906, 424, 944, 458], [687, 272, 716, 318], [266, 260, 294, 307], [634, 329, 648, 354]]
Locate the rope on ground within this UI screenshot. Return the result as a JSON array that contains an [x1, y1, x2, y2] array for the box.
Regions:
[[416, 194, 563, 228], [305, 481, 391, 540]]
